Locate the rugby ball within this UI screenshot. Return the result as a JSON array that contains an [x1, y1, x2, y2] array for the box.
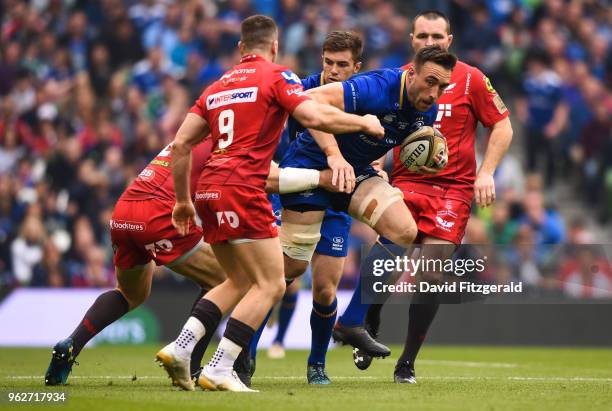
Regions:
[[399, 126, 447, 171]]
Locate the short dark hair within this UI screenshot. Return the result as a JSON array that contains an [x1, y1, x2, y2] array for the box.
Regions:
[[413, 44, 457, 72], [240, 15, 278, 51], [322, 31, 363, 62], [412, 10, 451, 34]]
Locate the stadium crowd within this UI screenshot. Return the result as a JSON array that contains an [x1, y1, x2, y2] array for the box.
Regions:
[[0, 0, 610, 298]]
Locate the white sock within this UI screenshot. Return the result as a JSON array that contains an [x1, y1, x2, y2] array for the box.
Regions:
[[173, 316, 205, 359], [206, 337, 242, 373]]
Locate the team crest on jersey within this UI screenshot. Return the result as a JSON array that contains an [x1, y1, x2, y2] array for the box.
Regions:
[[206, 87, 258, 109], [435, 208, 458, 232], [484, 76, 497, 94], [281, 70, 301, 85], [436, 104, 452, 122]]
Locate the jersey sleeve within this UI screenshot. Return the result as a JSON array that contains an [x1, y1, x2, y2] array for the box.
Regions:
[[469, 68, 510, 127], [272, 69, 311, 113], [189, 93, 208, 119], [342, 70, 394, 114]]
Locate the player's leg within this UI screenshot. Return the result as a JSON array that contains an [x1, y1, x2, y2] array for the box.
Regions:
[[394, 236, 454, 384], [331, 176, 415, 356], [199, 238, 286, 392], [247, 208, 324, 365], [166, 241, 228, 375], [45, 262, 153, 385], [167, 241, 226, 290], [303, 210, 348, 384], [268, 278, 301, 359], [45, 203, 156, 386], [348, 176, 418, 247], [157, 242, 251, 391], [393, 196, 469, 384], [306, 252, 342, 384], [335, 239, 413, 369]]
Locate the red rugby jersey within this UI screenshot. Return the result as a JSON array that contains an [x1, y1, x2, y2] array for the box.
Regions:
[[391, 60, 510, 203], [120, 139, 213, 202], [189, 54, 310, 190]]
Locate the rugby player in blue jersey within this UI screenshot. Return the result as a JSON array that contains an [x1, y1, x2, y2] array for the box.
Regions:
[[246, 31, 386, 385], [278, 44, 456, 383]]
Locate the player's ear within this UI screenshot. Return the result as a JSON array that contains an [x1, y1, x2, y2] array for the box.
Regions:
[[354, 61, 362, 73], [271, 39, 279, 60], [447, 34, 453, 48], [238, 41, 245, 54]]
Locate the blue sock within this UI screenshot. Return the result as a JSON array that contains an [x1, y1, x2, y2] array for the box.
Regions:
[[250, 308, 273, 360], [274, 292, 298, 344], [308, 298, 337, 366], [338, 241, 399, 327], [338, 277, 369, 327]]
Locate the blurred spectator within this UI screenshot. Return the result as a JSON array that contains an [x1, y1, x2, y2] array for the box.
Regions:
[[571, 95, 612, 204], [460, 4, 503, 75], [560, 247, 612, 298], [486, 201, 518, 245], [31, 240, 66, 287], [520, 190, 565, 245], [11, 215, 46, 285], [516, 49, 568, 186]]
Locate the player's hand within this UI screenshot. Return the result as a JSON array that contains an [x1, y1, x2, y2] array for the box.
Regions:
[[377, 169, 389, 182], [474, 172, 496, 207], [327, 154, 355, 193], [362, 114, 385, 139], [415, 153, 446, 174], [370, 160, 389, 181], [172, 201, 196, 236], [318, 169, 343, 193]]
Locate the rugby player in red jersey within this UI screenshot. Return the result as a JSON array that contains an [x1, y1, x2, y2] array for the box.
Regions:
[[333, 10, 513, 384], [156, 15, 384, 392], [43, 132, 340, 386]]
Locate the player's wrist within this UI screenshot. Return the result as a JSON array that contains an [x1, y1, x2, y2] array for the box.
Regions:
[[322, 144, 341, 157], [278, 168, 320, 194]]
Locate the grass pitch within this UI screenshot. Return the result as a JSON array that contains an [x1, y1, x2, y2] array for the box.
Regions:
[[1, 345, 611, 410]]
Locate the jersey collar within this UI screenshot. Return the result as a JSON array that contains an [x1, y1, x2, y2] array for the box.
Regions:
[[240, 54, 267, 63], [399, 70, 409, 110], [399, 63, 414, 110]]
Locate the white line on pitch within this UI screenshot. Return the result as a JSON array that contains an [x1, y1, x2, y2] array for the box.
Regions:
[[418, 360, 518, 368], [4, 375, 612, 382]]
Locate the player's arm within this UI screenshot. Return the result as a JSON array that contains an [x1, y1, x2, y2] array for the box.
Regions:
[[305, 82, 346, 110], [171, 113, 210, 235], [475, 116, 513, 207], [292, 99, 384, 137], [265, 162, 342, 194], [308, 129, 356, 193]]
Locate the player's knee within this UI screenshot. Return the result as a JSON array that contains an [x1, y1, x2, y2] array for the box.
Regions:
[[256, 276, 286, 303], [313, 284, 336, 306], [118, 287, 148, 310], [395, 222, 418, 247], [272, 277, 287, 302], [280, 221, 322, 264], [284, 256, 309, 279]]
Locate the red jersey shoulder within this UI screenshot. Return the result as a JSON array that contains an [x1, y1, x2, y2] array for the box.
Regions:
[[459, 61, 510, 126], [267, 63, 310, 113]]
